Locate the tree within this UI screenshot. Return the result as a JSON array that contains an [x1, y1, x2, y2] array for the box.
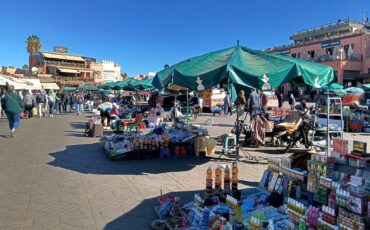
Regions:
[[26, 35, 42, 54], [22, 64, 28, 70]]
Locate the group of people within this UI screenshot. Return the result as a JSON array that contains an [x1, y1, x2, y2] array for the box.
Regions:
[[0, 84, 97, 137], [223, 88, 271, 117], [97, 93, 166, 130]]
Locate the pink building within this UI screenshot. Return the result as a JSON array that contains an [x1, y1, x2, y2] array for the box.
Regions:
[[267, 19, 370, 90]]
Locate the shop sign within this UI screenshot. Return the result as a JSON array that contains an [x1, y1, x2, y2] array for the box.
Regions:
[[321, 39, 340, 48], [54, 46, 68, 53]]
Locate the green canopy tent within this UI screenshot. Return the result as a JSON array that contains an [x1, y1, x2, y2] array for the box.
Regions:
[[112, 79, 155, 91], [99, 82, 118, 90], [80, 84, 99, 91], [62, 87, 78, 91], [127, 78, 155, 91], [112, 80, 130, 90], [312, 82, 347, 96], [153, 46, 334, 99]]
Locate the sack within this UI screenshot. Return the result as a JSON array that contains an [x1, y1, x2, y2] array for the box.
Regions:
[[32, 107, 38, 116]]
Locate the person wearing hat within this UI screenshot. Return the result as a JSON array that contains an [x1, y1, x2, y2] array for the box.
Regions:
[[1, 85, 24, 137]]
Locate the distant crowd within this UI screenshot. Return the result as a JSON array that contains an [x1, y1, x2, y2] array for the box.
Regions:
[[0, 84, 157, 137]]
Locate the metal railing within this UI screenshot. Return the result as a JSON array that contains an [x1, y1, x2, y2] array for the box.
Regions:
[[317, 54, 363, 62], [292, 19, 363, 36], [44, 60, 85, 68]]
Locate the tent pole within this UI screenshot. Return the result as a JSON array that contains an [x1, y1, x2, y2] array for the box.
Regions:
[[186, 89, 189, 125]]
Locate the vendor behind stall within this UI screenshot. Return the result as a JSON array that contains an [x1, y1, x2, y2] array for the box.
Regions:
[[145, 103, 164, 128], [109, 103, 120, 118], [97, 101, 113, 129], [295, 98, 307, 113]]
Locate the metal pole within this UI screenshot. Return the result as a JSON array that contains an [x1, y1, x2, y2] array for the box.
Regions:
[[326, 90, 330, 156], [235, 103, 240, 162], [186, 89, 189, 125]]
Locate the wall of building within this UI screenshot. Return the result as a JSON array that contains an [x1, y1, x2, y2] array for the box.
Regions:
[[89, 61, 121, 83]]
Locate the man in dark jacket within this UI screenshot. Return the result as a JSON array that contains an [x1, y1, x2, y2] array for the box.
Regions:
[[1, 85, 24, 137]]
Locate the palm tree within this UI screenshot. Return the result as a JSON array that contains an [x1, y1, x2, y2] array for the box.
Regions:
[[26, 35, 42, 54]]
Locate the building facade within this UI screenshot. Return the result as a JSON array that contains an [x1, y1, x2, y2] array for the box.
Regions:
[[267, 19, 370, 89], [29, 51, 97, 86], [89, 61, 121, 84]]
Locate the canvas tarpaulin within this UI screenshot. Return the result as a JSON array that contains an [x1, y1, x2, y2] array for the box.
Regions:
[[153, 46, 334, 92]]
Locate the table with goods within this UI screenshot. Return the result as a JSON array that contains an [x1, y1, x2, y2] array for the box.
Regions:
[[150, 138, 370, 230]]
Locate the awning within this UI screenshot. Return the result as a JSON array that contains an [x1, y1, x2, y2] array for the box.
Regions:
[[78, 69, 94, 72], [22, 79, 42, 90], [42, 83, 60, 90], [57, 68, 79, 74], [0, 75, 28, 90], [41, 52, 85, 62]]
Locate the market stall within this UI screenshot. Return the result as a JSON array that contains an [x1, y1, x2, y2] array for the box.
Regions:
[[150, 138, 370, 229], [99, 120, 213, 160], [153, 45, 335, 101]]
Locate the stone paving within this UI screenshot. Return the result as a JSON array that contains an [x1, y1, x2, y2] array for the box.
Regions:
[[0, 113, 368, 230]]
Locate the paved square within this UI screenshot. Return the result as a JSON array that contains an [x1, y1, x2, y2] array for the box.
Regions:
[[0, 113, 368, 230]]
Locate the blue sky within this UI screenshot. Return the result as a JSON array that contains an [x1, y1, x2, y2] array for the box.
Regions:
[[0, 0, 369, 76]]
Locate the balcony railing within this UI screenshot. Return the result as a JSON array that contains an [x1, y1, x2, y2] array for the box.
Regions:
[[44, 60, 86, 68], [54, 76, 94, 82], [316, 54, 363, 62]]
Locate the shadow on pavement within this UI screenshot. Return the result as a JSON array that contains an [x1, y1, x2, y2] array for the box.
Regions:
[[239, 180, 259, 188], [69, 122, 86, 129], [64, 130, 87, 137], [103, 189, 202, 230], [48, 143, 210, 175], [212, 123, 235, 128]]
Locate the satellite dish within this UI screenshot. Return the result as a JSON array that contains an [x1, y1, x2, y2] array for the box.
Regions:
[[31, 67, 38, 74]]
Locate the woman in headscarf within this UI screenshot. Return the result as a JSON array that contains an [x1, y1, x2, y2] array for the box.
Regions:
[[1, 85, 24, 137]]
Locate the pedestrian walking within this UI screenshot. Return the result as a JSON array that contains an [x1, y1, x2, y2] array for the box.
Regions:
[[289, 94, 296, 110], [70, 93, 77, 113], [48, 89, 58, 117], [260, 90, 268, 112], [0, 88, 5, 119], [86, 92, 94, 112], [56, 91, 62, 113], [223, 92, 232, 116], [76, 93, 84, 115], [247, 88, 260, 117], [36, 91, 46, 117], [277, 92, 283, 108], [23, 90, 35, 118], [1, 85, 24, 137]]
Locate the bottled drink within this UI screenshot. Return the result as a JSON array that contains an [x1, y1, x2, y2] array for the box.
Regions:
[[215, 166, 222, 198]]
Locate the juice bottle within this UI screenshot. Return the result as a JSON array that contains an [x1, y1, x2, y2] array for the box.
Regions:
[[215, 166, 222, 198], [231, 162, 238, 198], [224, 165, 231, 196], [205, 166, 213, 204], [232, 162, 238, 184]]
